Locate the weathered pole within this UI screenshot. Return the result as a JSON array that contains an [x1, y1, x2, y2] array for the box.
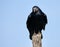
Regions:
[[32, 32, 42, 47]]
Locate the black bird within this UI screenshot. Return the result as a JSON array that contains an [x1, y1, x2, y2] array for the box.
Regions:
[[26, 6, 48, 40]]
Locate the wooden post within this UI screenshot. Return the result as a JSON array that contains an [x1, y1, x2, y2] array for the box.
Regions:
[[32, 32, 42, 47]]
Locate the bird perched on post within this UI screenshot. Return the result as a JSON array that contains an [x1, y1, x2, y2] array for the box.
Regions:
[[26, 6, 48, 40]]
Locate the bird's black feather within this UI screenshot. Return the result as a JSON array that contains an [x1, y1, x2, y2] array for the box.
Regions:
[[26, 6, 48, 40]]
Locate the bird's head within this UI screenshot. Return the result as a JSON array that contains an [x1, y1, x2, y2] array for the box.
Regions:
[[32, 6, 41, 13], [32, 6, 43, 15]]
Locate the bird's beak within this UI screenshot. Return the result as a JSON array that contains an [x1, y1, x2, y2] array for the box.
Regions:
[[34, 9, 36, 12]]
